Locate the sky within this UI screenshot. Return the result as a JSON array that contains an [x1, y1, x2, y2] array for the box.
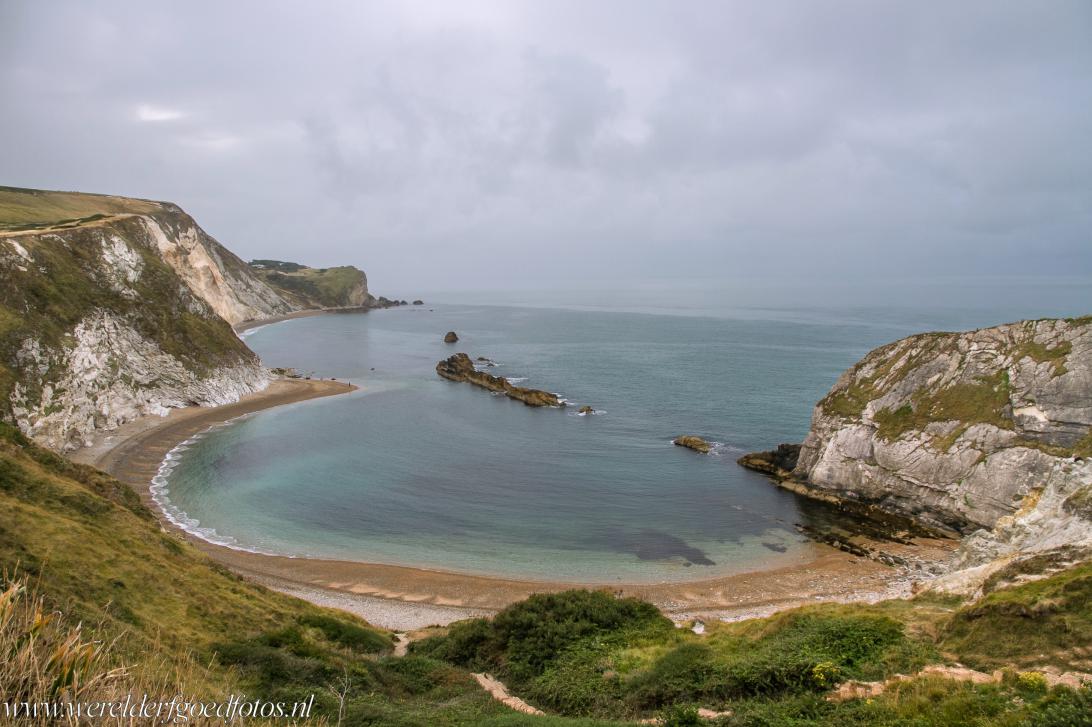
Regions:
[[2, 1, 1090, 297]]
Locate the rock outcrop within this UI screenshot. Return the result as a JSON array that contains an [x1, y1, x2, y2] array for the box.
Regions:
[[674, 436, 711, 454], [742, 317, 1092, 592], [444, 331, 459, 343], [436, 353, 562, 407], [738, 443, 800, 478]]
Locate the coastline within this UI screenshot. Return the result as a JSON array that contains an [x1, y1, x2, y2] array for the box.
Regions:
[[234, 309, 331, 333], [72, 372, 956, 631]]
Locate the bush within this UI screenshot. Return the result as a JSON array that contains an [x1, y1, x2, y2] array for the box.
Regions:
[[415, 589, 670, 685], [1024, 686, 1092, 727], [490, 590, 668, 684], [298, 613, 392, 653]]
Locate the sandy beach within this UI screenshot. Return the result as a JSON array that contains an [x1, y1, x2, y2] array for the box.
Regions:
[[72, 372, 956, 631]]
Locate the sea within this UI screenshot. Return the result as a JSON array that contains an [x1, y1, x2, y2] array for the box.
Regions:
[[152, 276, 1091, 583]]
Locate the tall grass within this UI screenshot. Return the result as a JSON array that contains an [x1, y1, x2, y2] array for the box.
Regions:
[[0, 572, 317, 726]]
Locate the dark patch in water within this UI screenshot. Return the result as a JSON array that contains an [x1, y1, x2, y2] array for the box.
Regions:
[[627, 530, 715, 566], [762, 541, 788, 553]]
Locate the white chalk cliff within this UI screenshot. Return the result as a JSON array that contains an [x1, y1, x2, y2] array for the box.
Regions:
[[1, 192, 297, 451]]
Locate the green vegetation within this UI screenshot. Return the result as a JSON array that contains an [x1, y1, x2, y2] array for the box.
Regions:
[[872, 372, 1013, 445], [819, 334, 955, 419], [939, 561, 1092, 672], [248, 259, 368, 308], [817, 322, 1089, 456], [413, 584, 1092, 724], [0, 186, 160, 231], [1015, 339, 1072, 377]]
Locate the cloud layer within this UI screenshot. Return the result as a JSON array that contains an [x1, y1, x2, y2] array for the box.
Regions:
[[2, 1, 1089, 293]]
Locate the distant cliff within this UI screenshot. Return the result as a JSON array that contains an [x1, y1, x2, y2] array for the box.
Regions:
[[743, 317, 1092, 592], [0, 187, 295, 450], [248, 259, 370, 310]]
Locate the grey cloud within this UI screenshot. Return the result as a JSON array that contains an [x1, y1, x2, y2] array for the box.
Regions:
[[1, 0, 1089, 293]]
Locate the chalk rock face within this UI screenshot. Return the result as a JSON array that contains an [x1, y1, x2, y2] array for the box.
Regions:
[[9, 311, 267, 452], [788, 317, 1092, 585], [1, 189, 286, 450], [138, 210, 293, 324], [794, 318, 1091, 534]]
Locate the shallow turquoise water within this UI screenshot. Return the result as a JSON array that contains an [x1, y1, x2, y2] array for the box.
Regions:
[[157, 296, 1088, 583]]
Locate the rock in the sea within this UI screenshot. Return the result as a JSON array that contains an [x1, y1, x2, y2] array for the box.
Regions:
[[476, 356, 497, 367], [444, 331, 459, 343], [674, 436, 711, 454], [738, 444, 801, 479], [413, 299, 424, 305], [578, 405, 595, 415], [436, 353, 562, 407]]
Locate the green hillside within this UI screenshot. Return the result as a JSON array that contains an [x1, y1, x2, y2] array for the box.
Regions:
[[249, 259, 370, 309]]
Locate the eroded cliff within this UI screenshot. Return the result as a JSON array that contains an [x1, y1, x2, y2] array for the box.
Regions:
[[749, 317, 1092, 593], [0, 187, 293, 450]]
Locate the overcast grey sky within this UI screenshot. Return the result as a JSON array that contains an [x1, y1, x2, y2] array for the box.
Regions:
[[2, 1, 1090, 294]]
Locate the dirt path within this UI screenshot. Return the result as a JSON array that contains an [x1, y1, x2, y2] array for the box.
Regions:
[[472, 673, 545, 716]]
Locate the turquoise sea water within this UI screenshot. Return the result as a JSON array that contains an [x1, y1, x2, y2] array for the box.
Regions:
[[157, 283, 1091, 583]]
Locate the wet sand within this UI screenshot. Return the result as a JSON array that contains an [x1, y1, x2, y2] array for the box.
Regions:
[[74, 376, 956, 631]]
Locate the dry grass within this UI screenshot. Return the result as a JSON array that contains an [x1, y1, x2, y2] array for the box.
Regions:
[[0, 571, 327, 726]]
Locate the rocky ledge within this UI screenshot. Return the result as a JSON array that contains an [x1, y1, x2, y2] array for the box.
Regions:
[[436, 353, 562, 407], [739, 316, 1092, 595]]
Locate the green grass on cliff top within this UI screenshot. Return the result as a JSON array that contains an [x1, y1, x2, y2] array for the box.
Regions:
[[0, 186, 161, 231]]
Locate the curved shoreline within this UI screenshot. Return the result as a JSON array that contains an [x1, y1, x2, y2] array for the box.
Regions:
[[71, 373, 956, 630]]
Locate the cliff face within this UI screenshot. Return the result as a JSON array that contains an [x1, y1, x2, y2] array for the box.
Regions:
[[0, 188, 295, 451], [788, 317, 1092, 586]]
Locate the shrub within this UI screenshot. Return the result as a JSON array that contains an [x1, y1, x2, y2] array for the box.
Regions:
[[298, 612, 392, 653]]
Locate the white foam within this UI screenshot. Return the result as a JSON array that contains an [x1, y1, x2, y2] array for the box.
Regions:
[[149, 416, 283, 557], [237, 323, 271, 340]]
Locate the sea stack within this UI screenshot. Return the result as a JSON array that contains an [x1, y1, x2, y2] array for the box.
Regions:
[[444, 331, 459, 343]]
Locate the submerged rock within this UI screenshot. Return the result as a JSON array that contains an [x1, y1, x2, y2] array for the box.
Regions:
[[444, 331, 459, 343], [578, 405, 595, 415], [436, 353, 563, 407], [673, 436, 711, 454]]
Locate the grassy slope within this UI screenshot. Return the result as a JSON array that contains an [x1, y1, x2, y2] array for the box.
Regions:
[[249, 259, 367, 309], [0, 186, 161, 231], [415, 578, 1092, 725]]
